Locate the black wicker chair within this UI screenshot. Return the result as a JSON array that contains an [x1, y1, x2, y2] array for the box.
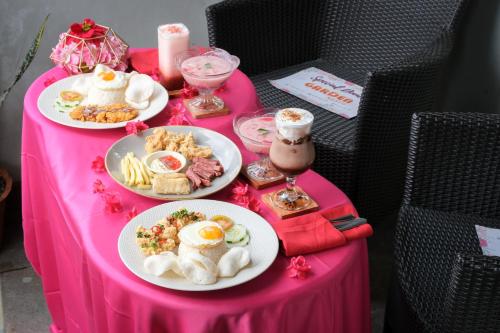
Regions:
[[384, 112, 500, 333], [206, 0, 470, 217]]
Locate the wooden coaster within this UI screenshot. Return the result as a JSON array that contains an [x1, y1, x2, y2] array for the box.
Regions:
[[168, 89, 183, 98], [240, 165, 285, 190], [261, 187, 319, 219], [183, 99, 230, 119]]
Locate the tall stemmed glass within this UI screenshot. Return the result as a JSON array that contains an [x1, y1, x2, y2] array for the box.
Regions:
[[176, 46, 240, 113], [233, 108, 283, 182], [269, 108, 315, 210]]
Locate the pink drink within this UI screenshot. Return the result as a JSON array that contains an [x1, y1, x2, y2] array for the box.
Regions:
[[158, 23, 190, 90], [180, 55, 232, 89], [238, 116, 276, 154]]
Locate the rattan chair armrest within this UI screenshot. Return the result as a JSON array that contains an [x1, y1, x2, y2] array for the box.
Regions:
[[441, 253, 500, 332]]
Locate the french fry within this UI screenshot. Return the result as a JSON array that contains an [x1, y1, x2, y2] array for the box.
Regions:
[[120, 152, 152, 188]]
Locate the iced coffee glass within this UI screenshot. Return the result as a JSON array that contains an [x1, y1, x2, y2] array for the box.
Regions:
[[269, 108, 315, 210]]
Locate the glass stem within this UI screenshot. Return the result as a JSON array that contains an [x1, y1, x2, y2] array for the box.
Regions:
[[198, 94, 214, 108], [286, 176, 296, 192]]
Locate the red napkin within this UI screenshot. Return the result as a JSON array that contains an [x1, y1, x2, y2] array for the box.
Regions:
[[130, 49, 159, 75], [273, 204, 373, 256]]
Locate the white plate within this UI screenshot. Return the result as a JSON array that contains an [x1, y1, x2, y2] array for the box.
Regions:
[[37, 74, 168, 129], [118, 200, 279, 291], [105, 126, 242, 200]]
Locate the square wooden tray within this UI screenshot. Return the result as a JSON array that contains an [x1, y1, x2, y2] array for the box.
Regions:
[[261, 186, 319, 219]]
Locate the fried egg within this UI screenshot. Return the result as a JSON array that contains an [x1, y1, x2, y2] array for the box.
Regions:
[[178, 221, 225, 248], [92, 64, 128, 90]]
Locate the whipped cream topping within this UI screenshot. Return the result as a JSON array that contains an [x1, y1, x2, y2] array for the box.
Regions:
[[275, 108, 314, 141], [158, 23, 189, 39]]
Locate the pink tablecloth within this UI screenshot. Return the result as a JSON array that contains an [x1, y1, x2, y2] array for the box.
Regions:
[[22, 52, 371, 333]]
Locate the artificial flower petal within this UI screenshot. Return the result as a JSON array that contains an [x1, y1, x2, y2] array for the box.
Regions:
[[91, 155, 105, 173], [166, 103, 189, 125], [92, 179, 106, 193], [126, 206, 139, 221], [150, 68, 161, 82], [125, 121, 149, 135], [287, 256, 312, 280], [102, 191, 123, 213], [181, 82, 199, 99]]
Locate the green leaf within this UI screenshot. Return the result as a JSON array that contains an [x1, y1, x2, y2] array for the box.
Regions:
[[0, 14, 50, 108], [257, 128, 270, 135]]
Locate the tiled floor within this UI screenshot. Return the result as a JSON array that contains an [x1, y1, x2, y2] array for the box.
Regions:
[[0, 186, 395, 332]]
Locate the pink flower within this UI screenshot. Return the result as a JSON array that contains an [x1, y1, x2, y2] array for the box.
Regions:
[[287, 256, 312, 280], [126, 206, 139, 221], [92, 179, 106, 193], [167, 115, 189, 126], [91, 156, 105, 173], [150, 68, 161, 82], [125, 121, 149, 135], [231, 180, 248, 197], [166, 103, 189, 125], [50, 21, 128, 74], [102, 191, 123, 213], [247, 197, 261, 213], [181, 82, 199, 99], [215, 85, 225, 93], [43, 76, 57, 87], [169, 102, 185, 117], [233, 194, 249, 206], [229, 180, 260, 213]]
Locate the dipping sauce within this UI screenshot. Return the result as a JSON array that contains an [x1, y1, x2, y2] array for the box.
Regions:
[[160, 155, 182, 170], [149, 155, 183, 173], [238, 116, 276, 154]]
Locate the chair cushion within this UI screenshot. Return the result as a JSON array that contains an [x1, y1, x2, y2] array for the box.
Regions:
[[250, 59, 366, 151]]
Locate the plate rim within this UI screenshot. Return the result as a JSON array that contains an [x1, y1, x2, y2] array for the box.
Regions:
[[117, 199, 279, 291], [104, 125, 243, 200], [36, 73, 169, 130]]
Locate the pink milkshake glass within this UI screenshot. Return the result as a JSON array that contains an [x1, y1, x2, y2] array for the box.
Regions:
[[233, 108, 283, 182], [176, 47, 239, 113], [158, 23, 190, 90]]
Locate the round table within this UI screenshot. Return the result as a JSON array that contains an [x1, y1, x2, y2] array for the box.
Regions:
[[22, 53, 371, 333]]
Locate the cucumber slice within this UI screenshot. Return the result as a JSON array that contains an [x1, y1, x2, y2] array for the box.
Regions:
[[227, 233, 250, 247], [225, 224, 248, 243]]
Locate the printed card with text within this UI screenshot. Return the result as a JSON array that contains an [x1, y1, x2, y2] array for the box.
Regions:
[[475, 224, 500, 256], [269, 67, 363, 119]]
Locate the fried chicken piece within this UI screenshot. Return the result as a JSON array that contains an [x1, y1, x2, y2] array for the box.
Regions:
[[69, 104, 138, 123]]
